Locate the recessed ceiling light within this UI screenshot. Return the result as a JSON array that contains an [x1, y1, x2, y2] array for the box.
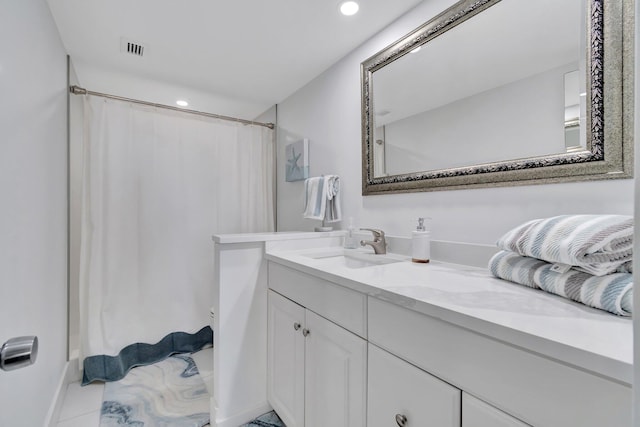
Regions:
[[176, 100, 189, 107], [410, 46, 422, 54], [339, 1, 359, 16]]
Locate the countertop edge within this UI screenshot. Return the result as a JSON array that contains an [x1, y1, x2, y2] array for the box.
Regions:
[[212, 230, 345, 244]]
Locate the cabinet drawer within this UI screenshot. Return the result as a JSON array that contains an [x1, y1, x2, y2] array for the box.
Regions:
[[268, 262, 367, 338], [368, 296, 631, 427], [463, 393, 529, 427], [368, 344, 461, 427]]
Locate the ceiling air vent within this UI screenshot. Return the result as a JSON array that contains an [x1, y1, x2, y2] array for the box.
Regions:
[[120, 38, 147, 57]]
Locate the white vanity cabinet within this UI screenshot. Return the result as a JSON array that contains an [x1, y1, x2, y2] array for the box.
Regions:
[[267, 289, 367, 427], [368, 296, 631, 427], [367, 343, 530, 427], [267, 289, 305, 427], [462, 393, 529, 427], [368, 343, 461, 427], [265, 257, 632, 427]]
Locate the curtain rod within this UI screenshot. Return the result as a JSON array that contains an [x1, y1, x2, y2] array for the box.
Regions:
[[69, 85, 275, 130]]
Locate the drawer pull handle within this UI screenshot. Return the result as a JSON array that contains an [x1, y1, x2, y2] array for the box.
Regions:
[[293, 323, 301, 331], [302, 329, 310, 337], [395, 414, 407, 427]]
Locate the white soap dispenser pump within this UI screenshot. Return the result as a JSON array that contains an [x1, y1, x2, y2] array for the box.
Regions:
[[412, 217, 430, 263]]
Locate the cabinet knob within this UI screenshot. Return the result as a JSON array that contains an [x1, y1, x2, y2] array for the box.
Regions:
[[302, 329, 310, 337], [395, 414, 407, 427], [293, 323, 301, 331]]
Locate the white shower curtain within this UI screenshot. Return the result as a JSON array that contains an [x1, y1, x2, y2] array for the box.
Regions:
[[79, 96, 274, 366]]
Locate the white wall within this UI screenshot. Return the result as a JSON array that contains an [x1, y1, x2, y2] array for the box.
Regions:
[[68, 59, 82, 357], [0, 0, 68, 425], [73, 60, 271, 120], [276, 0, 633, 244]]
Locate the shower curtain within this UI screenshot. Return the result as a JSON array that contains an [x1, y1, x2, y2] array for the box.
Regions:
[[78, 96, 274, 381]]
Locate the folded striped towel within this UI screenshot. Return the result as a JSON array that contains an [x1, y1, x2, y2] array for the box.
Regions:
[[497, 215, 633, 276], [617, 261, 633, 273], [489, 250, 633, 316], [303, 175, 342, 222]]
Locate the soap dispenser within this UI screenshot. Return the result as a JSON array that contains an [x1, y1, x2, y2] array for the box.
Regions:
[[344, 217, 359, 249], [412, 217, 430, 263]]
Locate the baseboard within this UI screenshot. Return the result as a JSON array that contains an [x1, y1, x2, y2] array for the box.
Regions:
[[44, 358, 81, 427], [212, 402, 273, 427], [67, 357, 82, 382]]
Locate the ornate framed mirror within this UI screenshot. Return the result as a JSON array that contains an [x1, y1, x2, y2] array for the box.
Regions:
[[361, 0, 633, 195]]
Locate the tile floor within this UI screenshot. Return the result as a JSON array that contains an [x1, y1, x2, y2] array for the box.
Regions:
[[56, 347, 214, 427]]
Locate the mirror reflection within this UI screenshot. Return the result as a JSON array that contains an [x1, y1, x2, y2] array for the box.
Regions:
[[371, 0, 585, 178], [563, 70, 587, 152]]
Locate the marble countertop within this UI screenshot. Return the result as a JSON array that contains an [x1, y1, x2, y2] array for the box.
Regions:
[[265, 246, 632, 385]]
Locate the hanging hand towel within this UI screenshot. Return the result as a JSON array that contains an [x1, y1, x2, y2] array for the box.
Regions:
[[324, 175, 342, 223], [303, 177, 327, 220], [303, 175, 342, 222]]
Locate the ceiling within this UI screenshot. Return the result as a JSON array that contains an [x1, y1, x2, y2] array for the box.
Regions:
[[47, 0, 424, 115]]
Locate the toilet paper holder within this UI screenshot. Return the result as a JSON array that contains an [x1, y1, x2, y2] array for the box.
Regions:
[[1, 336, 38, 371]]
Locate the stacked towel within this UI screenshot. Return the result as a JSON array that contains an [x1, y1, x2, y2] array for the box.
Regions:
[[489, 250, 632, 316], [303, 175, 342, 222], [497, 214, 633, 276], [490, 215, 634, 316]]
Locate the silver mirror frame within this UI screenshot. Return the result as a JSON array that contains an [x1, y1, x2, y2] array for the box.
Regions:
[[361, 0, 633, 195]]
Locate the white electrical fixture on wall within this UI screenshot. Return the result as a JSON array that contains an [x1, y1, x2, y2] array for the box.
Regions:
[[285, 139, 309, 182]]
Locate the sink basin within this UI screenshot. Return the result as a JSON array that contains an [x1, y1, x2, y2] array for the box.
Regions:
[[302, 249, 404, 269]]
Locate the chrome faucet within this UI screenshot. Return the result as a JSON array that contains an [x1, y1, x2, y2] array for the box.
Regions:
[[360, 228, 387, 254]]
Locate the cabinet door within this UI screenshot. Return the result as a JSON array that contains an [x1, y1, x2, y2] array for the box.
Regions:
[[368, 344, 461, 427], [304, 310, 367, 427], [267, 290, 305, 427], [463, 393, 529, 427]]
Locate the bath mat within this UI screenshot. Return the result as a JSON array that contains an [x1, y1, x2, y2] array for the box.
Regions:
[[240, 411, 285, 427], [100, 354, 210, 427]]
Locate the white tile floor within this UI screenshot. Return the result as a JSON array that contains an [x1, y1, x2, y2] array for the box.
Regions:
[[56, 347, 214, 427]]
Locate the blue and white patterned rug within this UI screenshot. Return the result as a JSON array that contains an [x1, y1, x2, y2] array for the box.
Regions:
[[240, 411, 285, 427], [100, 354, 210, 427]]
